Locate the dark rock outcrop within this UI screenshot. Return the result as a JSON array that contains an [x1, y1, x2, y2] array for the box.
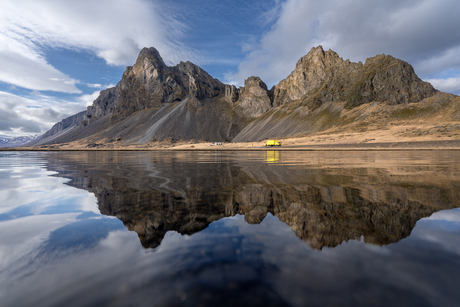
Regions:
[[225, 84, 239, 102], [27, 111, 86, 146], [43, 111, 87, 138], [237, 77, 272, 118], [83, 88, 115, 126], [345, 53, 438, 107]]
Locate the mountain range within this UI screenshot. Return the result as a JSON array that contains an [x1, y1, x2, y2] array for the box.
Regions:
[[0, 135, 40, 148], [26, 46, 459, 148]]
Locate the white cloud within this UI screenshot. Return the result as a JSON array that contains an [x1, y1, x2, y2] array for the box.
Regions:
[[0, 0, 192, 92], [425, 77, 460, 95], [0, 91, 90, 136], [426, 208, 460, 222], [86, 83, 103, 89], [228, 0, 460, 88], [417, 46, 460, 77], [0, 50, 81, 93]]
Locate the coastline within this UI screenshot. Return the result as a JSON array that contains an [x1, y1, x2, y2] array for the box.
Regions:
[[4, 128, 460, 152], [3, 139, 460, 151]]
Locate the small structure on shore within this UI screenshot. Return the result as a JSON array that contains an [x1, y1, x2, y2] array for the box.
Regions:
[[265, 140, 281, 146]]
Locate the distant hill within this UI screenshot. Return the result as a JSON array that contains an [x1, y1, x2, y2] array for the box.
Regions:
[[30, 45, 459, 148], [26, 111, 86, 147], [0, 135, 40, 148]]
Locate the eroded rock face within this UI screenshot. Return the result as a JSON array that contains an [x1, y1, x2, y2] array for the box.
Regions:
[[351, 54, 437, 106], [272, 46, 362, 107], [272, 46, 437, 108], [40, 111, 87, 138], [237, 77, 272, 117], [83, 88, 116, 125], [225, 84, 239, 102], [84, 47, 226, 124]]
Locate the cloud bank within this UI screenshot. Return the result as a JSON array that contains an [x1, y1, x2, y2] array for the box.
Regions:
[[0, 91, 96, 136], [228, 0, 460, 90], [0, 0, 192, 93], [0, 0, 194, 137]]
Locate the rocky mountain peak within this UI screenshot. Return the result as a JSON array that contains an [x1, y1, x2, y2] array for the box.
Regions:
[[294, 45, 325, 69], [345, 53, 437, 107], [134, 47, 166, 71], [293, 45, 348, 73], [243, 76, 268, 91], [271, 45, 436, 108], [271, 46, 361, 106], [237, 76, 272, 117], [131, 47, 168, 94], [173, 61, 225, 101], [83, 47, 227, 125]]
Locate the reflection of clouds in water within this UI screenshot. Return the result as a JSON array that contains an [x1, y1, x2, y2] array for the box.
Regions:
[[0, 175, 69, 213], [410, 208, 460, 255], [3, 151, 460, 306], [2, 211, 460, 306], [425, 208, 460, 222], [0, 162, 99, 215], [99, 229, 140, 250], [0, 213, 80, 272], [2, 227, 163, 307], [0, 154, 114, 305], [1, 218, 131, 307], [77, 193, 99, 213], [1, 214, 303, 306]]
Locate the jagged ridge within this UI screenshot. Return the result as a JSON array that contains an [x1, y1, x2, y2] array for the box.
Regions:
[[33, 46, 441, 146]]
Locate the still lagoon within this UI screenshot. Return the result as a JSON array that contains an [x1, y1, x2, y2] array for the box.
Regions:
[[1, 150, 460, 306]]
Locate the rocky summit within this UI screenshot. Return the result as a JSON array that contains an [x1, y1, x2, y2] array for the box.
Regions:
[[29, 45, 454, 148]]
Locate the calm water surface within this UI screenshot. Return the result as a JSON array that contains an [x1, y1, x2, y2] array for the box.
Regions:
[[1, 150, 460, 307]]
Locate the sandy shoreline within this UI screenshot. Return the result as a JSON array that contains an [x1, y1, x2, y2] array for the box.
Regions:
[[3, 140, 460, 151], [3, 127, 460, 151]]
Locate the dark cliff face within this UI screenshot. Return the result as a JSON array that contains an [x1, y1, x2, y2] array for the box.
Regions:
[[42, 111, 87, 138], [236, 76, 272, 118], [83, 88, 116, 126], [345, 53, 437, 107], [26, 111, 87, 146], [44, 151, 460, 249]]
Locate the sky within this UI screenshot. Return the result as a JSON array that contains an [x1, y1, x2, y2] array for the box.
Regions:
[[1, 0, 460, 138]]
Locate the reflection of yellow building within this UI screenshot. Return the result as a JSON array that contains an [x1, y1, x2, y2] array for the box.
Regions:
[[266, 151, 280, 163]]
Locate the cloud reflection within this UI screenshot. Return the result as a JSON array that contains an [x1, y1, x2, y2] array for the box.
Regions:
[[2, 151, 460, 306]]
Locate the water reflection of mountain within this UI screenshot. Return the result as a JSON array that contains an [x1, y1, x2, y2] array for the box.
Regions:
[[45, 151, 460, 249]]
